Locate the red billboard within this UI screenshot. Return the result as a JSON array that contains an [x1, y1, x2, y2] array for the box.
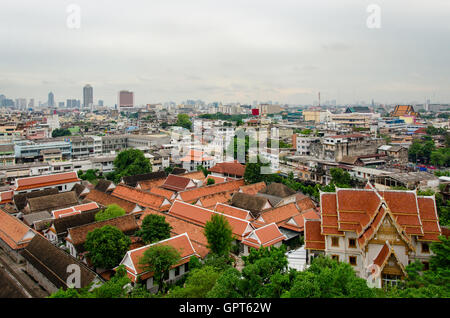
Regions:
[[252, 108, 259, 116]]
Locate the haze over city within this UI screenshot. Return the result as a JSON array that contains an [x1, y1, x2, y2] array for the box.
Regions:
[[1, 0, 449, 106]]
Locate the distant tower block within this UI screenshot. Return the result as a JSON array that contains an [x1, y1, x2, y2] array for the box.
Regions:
[[119, 90, 134, 108]]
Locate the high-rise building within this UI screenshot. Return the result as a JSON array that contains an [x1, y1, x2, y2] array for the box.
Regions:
[[98, 100, 104, 107], [28, 98, 35, 108], [83, 84, 93, 108], [15, 98, 27, 109], [118, 90, 134, 108], [48, 92, 55, 107]]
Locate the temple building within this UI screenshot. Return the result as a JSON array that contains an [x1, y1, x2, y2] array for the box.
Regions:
[[305, 182, 441, 288], [390, 105, 419, 118]]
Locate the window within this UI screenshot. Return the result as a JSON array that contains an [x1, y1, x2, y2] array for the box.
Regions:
[[422, 261, 430, 271], [421, 243, 430, 254], [331, 237, 339, 247], [382, 274, 401, 288], [331, 255, 339, 262], [175, 266, 180, 276], [349, 256, 357, 266], [185, 262, 189, 272], [348, 238, 356, 248]]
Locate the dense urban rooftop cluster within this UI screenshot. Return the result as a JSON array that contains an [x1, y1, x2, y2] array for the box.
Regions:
[[0, 100, 449, 298]]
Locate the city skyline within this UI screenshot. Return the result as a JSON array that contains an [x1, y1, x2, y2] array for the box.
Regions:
[[1, 1, 449, 106]]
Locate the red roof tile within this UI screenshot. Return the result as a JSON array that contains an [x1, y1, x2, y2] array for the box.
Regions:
[[305, 219, 325, 250], [195, 191, 233, 209], [214, 203, 252, 220], [112, 185, 171, 211], [239, 182, 266, 195], [242, 223, 286, 248], [168, 200, 253, 240], [0, 208, 36, 249], [161, 175, 197, 192], [176, 179, 244, 203], [84, 189, 140, 214], [208, 161, 246, 177], [15, 172, 80, 191], [118, 233, 198, 282]]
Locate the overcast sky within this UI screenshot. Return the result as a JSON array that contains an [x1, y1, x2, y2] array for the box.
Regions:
[[0, 0, 449, 106]]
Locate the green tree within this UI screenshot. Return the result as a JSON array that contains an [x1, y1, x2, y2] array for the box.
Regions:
[[84, 225, 131, 269], [330, 168, 352, 187], [206, 178, 215, 185], [206, 267, 244, 298], [138, 244, 181, 294], [240, 246, 289, 297], [108, 149, 152, 183], [204, 214, 234, 258], [95, 204, 126, 222], [168, 266, 221, 298], [78, 169, 102, 184], [52, 128, 71, 138], [197, 165, 210, 177], [136, 214, 172, 244], [283, 256, 375, 298], [176, 114, 192, 130], [243, 156, 271, 184], [226, 130, 258, 163]]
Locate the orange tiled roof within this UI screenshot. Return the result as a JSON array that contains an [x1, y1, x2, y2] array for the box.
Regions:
[[280, 208, 319, 232], [176, 179, 244, 203], [195, 191, 233, 209], [182, 171, 206, 180], [239, 182, 266, 195], [296, 196, 316, 211], [317, 185, 441, 252], [168, 200, 253, 240], [204, 175, 227, 184], [390, 105, 418, 117], [372, 241, 407, 276], [214, 203, 252, 221], [15, 172, 80, 191], [242, 223, 286, 248], [112, 184, 171, 211], [0, 190, 14, 205], [305, 219, 325, 250], [161, 174, 197, 192], [208, 161, 246, 177], [139, 209, 209, 258], [118, 233, 198, 282], [257, 202, 300, 225], [0, 208, 36, 250], [149, 187, 176, 201], [52, 202, 99, 218], [136, 178, 166, 191], [84, 189, 140, 214], [417, 196, 441, 242], [378, 190, 423, 236]]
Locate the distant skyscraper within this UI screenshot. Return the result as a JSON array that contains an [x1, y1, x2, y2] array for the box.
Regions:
[[28, 98, 34, 108], [59, 102, 65, 107], [15, 98, 27, 109], [98, 100, 104, 107], [119, 90, 134, 108], [83, 84, 93, 108], [48, 92, 55, 107]]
